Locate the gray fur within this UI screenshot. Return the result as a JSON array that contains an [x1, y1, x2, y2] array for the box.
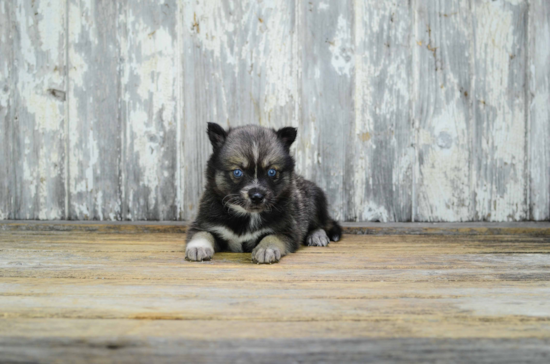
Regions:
[[186, 124, 342, 263]]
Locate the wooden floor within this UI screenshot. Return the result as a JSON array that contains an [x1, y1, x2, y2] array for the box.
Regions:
[[1, 227, 550, 363]]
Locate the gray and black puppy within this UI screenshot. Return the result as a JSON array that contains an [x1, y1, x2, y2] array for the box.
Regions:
[[185, 123, 342, 264]]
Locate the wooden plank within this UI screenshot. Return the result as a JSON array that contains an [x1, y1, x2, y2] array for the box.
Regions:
[[1, 232, 550, 283], [352, 0, 413, 222], [2, 277, 550, 320], [181, 0, 297, 220], [67, 0, 121, 221], [414, 0, 472, 221], [1, 231, 550, 362], [471, 0, 528, 221], [1, 334, 549, 364], [297, 0, 354, 221], [120, 0, 180, 220], [11, 0, 68, 219], [528, 0, 550, 221], [1, 319, 549, 342], [2, 221, 550, 235], [0, 0, 12, 220]]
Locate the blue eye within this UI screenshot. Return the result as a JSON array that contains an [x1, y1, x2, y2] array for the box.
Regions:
[[233, 169, 243, 178], [267, 168, 277, 177]]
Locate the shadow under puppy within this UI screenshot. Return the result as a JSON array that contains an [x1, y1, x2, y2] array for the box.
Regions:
[[186, 123, 342, 264]]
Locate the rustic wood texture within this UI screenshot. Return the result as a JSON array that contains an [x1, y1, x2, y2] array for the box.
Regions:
[[353, 0, 413, 222], [2, 220, 550, 236], [0, 230, 549, 362], [528, 0, 550, 221], [121, 0, 180, 221], [67, 0, 121, 221], [11, 0, 68, 220], [298, 0, 353, 221], [472, 0, 528, 221], [414, 0, 472, 221], [0, 0, 548, 222], [0, 0, 11, 219]]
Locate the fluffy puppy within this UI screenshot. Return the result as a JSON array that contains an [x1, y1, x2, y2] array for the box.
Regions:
[[185, 123, 342, 264]]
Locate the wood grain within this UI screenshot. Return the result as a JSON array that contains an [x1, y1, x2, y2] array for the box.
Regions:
[[2, 220, 550, 236], [471, 0, 528, 221], [0, 230, 549, 362], [0, 1, 549, 222], [298, 0, 354, 221], [528, 0, 550, 220], [121, 0, 180, 221], [1, 336, 550, 364], [67, 0, 122, 220], [11, 0, 68, 219], [352, 0, 413, 222], [0, 0, 12, 219], [414, 0, 472, 221]]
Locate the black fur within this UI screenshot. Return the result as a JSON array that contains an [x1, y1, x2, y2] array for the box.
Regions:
[[186, 124, 342, 261]]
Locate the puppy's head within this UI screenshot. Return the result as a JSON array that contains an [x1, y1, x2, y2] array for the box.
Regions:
[[206, 123, 297, 214]]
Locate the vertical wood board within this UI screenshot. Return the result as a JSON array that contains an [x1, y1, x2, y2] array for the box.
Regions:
[[352, 0, 413, 222], [67, 0, 122, 220], [11, 0, 67, 219], [414, 0, 473, 221], [0, 0, 12, 219], [472, 0, 528, 221], [121, 0, 180, 220], [298, 0, 354, 221], [528, 0, 550, 220]]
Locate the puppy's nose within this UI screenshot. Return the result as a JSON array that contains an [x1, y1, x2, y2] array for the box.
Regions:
[[248, 189, 265, 204]]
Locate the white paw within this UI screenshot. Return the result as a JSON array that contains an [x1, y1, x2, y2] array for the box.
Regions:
[[252, 245, 281, 264], [306, 229, 330, 247], [185, 238, 214, 261]]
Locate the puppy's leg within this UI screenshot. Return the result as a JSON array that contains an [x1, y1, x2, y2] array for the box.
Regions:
[[326, 219, 342, 242], [185, 231, 215, 262], [252, 235, 289, 264], [306, 228, 330, 247]]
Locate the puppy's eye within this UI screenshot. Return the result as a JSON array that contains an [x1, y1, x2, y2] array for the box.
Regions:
[[267, 168, 277, 178], [233, 169, 243, 178]]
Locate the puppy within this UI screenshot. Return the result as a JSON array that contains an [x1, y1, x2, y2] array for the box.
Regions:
[[185, 123, 342, 264]]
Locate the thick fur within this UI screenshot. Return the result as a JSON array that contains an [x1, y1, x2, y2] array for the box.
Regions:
[[186, 123, 342, 263]]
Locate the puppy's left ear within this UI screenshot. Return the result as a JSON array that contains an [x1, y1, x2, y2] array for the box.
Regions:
[[207, 122, 227, 151], [276, 127, 297, 150]]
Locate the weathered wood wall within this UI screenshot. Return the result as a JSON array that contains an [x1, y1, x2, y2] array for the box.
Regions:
[[0, 0, 548, 222]]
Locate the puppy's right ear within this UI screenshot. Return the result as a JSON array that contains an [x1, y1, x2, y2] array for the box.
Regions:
[[207, 122, 227, 151]]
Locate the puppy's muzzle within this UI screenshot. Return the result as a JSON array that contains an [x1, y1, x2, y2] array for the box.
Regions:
[[248, 188, 265, 205]]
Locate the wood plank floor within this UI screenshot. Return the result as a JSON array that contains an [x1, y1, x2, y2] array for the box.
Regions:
[[1, 230, 550, 363]]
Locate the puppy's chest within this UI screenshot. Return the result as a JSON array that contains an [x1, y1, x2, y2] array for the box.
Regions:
[[208, 224, 273, 252], [206, 215, 270, 252]]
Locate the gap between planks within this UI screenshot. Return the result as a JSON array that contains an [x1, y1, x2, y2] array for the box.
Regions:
[[1, 221, 550, 235]]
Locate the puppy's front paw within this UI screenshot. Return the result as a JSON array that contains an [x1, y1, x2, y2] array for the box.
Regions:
[[186, 245, 214, 261], [306, 229, 330, 247], [185, 234, 215, 262], [252, 245, 281, 264]]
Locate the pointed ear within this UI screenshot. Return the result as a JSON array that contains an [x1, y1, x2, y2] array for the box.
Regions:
[[276, 127, 297, 150], [207, 122, 227, 150]]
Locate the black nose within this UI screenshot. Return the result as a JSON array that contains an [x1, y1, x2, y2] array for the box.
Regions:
[[248, 189, 265, 204]]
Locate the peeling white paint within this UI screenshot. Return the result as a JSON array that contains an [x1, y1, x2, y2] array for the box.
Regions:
[[473, 0, 527, 221], [329, 15, 353, 77], [13, 0, 66, 220], [352, 0, 412, 221], [2, 0, 548, 222], [124, 4, 179, 220], [529, 0, 550, 220]]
